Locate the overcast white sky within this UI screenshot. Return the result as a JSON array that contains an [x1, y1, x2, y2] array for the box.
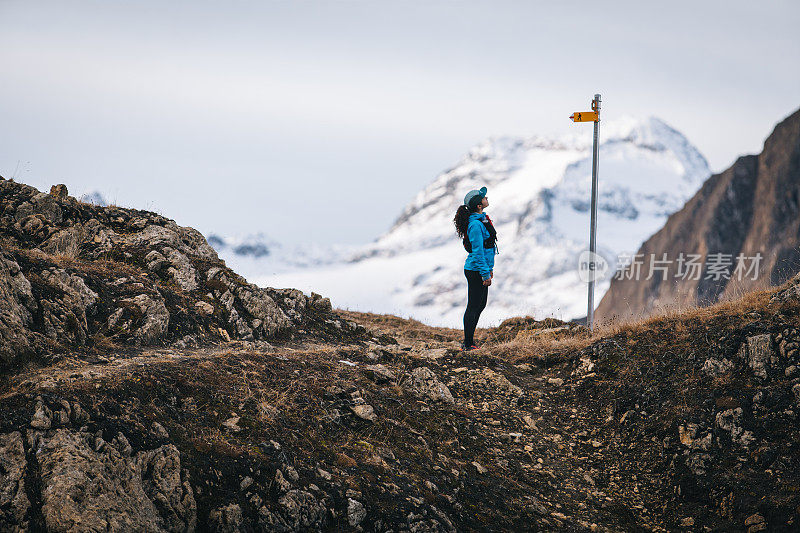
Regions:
[[1, 1, 798, 244]]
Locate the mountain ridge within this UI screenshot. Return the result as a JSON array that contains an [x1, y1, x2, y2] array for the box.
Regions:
[[597, 107, 800, 323]]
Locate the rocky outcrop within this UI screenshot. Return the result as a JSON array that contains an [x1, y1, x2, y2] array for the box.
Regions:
[[0, 253, 36, 365], [0, 432, 30, 531], [35, 429, 196, 532], [597, 107, 800, 322], [0, 178, 348, 370], [0, 394, 197, 533]]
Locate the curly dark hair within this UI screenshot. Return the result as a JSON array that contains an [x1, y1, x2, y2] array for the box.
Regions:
[[453, 203, 478, 239]]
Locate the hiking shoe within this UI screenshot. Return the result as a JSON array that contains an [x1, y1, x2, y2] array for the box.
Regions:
[[461, 343, 479, 352]]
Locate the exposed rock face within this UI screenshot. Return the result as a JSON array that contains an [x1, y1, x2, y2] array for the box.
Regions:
[[0, 253, 36, 364], [0, 178, 343, 370], [0, 432, 30, 531], [598, 107, 800, 322], [35, 429, 196, 532], [0, 408, 197, 533]]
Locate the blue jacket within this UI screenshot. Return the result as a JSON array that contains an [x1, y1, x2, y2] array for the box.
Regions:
[[464, 212, 497, 280]]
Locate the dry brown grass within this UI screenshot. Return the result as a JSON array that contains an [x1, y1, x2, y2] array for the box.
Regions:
[[499, 334, 594, 364], [6, 241, 142, 278], [484, 284, 777, 365], [337, 309, 463, 343], [596, 286, 773, 339]]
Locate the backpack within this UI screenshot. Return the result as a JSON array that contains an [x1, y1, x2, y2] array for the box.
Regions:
[[462, 214, 498, 253]]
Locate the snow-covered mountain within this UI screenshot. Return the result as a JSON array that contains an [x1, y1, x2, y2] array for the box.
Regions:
[[78, 191, 107, 206], [216, 116, 710, 327], [209, 232, 360, 276]]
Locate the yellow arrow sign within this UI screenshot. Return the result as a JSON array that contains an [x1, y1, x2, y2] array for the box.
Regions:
[[569, 111, 598, 122]]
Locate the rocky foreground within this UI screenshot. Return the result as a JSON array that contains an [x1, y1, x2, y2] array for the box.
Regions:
[[1, 179, 800, 532]]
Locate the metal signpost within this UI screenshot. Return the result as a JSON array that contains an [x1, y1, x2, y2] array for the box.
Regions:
[[570, 94, 601, 331]]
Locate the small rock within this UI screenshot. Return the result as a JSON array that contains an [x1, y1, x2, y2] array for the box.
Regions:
[[744, 512, 765, 530], [702, 358, 734, 377], [351, 404, 377, 422], [680, 517, 695, 527], [240, 476, 253, 490], [284, 465, 299, 483], [209, 503, 243, 532], [744, 513, 764, 525], [506, 432, 523, 443], [222, 416, 242, 432], [30, 400, 52, 429], [363, 364, 396, 383], [54, 410, 70, 426], [112, 432, 133, 456], [49, 183, 68, 199], [336, 453, 357, 468], [347, 498, 366, 527], [716, 408, 756, 447], [71, 402, 89, 424], [275, 469, 292, 492], [522, 415, 538, 431], [194, 301, 214, 316], [737, 334, 776, 380], [420, 347, 449, 359], [471, 461, 487, 474], [407, 367, 455, 405], [151, 422, 169, 439], [547, 377, 564, 387]]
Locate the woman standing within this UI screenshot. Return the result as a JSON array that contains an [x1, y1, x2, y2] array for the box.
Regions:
[[453, 186, 498, 351]]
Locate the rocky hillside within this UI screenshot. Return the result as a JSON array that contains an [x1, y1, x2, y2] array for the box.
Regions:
[[0, 178, 373, 371], [2, 234, 800, 529], [597, 107, 800, 323]]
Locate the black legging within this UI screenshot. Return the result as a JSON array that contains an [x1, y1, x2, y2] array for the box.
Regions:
[[463, 269, 488, 346]]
